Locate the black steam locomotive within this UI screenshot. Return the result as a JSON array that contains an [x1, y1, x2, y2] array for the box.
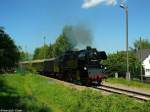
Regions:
[[20, 46, 107, 85]]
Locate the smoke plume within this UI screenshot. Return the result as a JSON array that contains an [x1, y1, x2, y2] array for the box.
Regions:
[[63, 24, 93, 49], [82, 0, 117, 9]]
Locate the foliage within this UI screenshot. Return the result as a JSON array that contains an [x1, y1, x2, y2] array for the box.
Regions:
[[103, 37, 150, 78], [33, 26, 74, 59], [18, 45, 32, 61], [0, 73, 150, 112], [0, 28, 20, 73], [53, 34, 73, 57], [130, 38, 150, 52], [102, 51, 141, 78], [24, 63, 37, 74], [106, 77, 150, 89], [33, 44, 50, 59], [19, 51, 31, 61], [47, 44, 54, 58]]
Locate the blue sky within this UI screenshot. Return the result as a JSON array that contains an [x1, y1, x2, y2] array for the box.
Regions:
[[0, 0, 150, 53]]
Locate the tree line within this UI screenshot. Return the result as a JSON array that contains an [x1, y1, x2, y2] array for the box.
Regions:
[[0, 25, 75, 73], [102, 38, 150, 78], [0, 27, 20, 73], [33, 26, 74, 60]]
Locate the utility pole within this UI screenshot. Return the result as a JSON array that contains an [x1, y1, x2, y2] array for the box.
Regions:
[[120, 0, 130, 80], [140, 37, 143, 82], [25, 45, 28, 61], [43, 36, 46, 59]]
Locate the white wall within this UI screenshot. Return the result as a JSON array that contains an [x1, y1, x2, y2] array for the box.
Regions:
[[143, 55, 150, 77]]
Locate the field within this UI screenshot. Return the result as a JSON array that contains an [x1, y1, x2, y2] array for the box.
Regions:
[[0, 72, 150, 112], [105, 78, 150, 90]]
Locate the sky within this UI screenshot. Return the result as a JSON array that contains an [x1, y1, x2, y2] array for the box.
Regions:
[[0, 0, 150, 54]]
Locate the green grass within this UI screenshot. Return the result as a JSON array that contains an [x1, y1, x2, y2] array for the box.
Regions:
[[105, 78, 150, 89], [0, 72, 150, 112]]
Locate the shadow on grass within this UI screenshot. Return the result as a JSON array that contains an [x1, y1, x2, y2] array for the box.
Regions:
[[0, 79, 52, 112]]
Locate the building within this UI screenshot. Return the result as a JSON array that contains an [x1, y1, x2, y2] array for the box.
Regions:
[[136, 49, 150, 77], [143, 55, 150, 77]]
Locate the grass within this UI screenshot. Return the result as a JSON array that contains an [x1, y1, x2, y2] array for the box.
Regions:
[[0, 72, 150, 112], [105, 77, 150, 89]]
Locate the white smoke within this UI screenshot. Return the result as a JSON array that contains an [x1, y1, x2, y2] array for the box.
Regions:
[[82, 0, 117, 8]]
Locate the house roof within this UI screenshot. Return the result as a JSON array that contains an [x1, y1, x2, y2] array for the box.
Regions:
[[136, 49, 150, 61]]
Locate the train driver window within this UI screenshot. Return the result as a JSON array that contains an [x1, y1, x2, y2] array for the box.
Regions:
[[78, 52, 86, 58]]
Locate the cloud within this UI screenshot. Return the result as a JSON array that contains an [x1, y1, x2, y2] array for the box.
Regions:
[[82, 0, 117, 9]]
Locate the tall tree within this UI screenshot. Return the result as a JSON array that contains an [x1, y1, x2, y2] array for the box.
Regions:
[[19, 51, 30, 61], [53, 34, 73, 56], [130, 38, 150, 52], [46, 43, 54, 58], [33, 44, 50, 59], [33, 25, 76, 59], [18, 46, 31, 61], [0, 28, 20, 72]]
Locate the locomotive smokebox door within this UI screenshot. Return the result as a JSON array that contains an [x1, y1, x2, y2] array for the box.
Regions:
[[88, 68, 106, 85]]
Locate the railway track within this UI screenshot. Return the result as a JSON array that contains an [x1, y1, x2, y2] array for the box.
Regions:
[[42, 75, 150, 101], [96, 85, 150, 101]]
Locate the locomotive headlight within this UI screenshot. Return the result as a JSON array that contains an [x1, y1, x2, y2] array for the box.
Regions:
[[84, 67, 87, 70], [94, 52, 97, 55]]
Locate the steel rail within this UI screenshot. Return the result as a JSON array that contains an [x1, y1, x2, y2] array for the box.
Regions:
[[96, 85, 150, 101], [39, 75, 150, 101]]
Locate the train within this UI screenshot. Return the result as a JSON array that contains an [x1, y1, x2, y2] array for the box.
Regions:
[[20, 46, 107, 85]]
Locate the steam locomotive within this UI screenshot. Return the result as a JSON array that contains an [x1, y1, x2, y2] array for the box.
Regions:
[[20, 46, 107, 85]]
